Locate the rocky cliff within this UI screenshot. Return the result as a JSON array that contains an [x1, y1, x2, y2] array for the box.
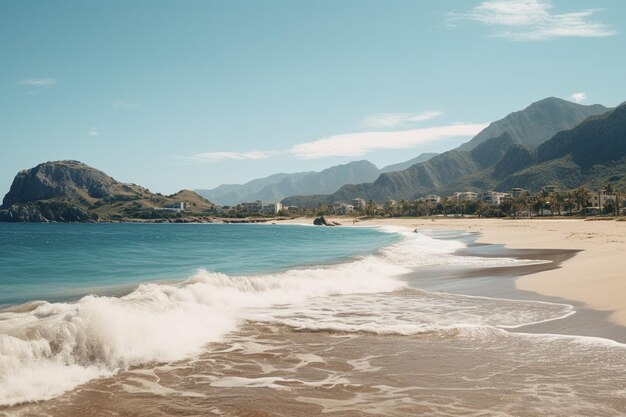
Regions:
[[0, 161, 214, 222], [2, 160, 120, 206]]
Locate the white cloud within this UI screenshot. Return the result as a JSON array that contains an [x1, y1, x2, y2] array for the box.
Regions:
[[19, 78, 58, 86], [360, 111, 443, 128], [88, 127, 100, 136], [569, 92, 587, 103], [184, 122, 486, 163], [186, 150, 279, 163], [290, 123, 487, 159], [450, 0, 615, 41]]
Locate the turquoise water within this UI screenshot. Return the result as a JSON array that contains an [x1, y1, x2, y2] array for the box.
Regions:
[[0, 223, 399, 306]]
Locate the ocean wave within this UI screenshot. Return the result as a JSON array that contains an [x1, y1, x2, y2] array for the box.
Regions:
[[0, 251, 407, 406], [0, 230, 558, 406], [377, 228, 549, 269]]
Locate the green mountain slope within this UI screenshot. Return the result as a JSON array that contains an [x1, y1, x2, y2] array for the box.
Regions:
[[282, 102, 625, 207], [457, 97, 608, 151], [380, 153, 438, 173], [283, 133, 517, 206], [497, 103, 626, 191]]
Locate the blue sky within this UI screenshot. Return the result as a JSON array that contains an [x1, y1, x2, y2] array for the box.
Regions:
[[1, 0, 625, 197]]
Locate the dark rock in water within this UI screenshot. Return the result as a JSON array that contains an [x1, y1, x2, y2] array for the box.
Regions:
[[313, 216, 335, 226]]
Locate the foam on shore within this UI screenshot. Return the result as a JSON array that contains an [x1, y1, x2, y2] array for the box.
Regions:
[[0, 230, 559, 406]]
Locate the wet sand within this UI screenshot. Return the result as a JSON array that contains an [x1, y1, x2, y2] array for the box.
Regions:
[[425, 232, 626, 344], [7, 321, 625, 416], [289, 217, 626, 329]]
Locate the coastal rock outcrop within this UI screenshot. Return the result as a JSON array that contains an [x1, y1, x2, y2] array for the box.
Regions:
[[2, 160, 119, 207], [0, 160, 215, 222], [0, 202, 98, 223], [313, 216, 340, 226]]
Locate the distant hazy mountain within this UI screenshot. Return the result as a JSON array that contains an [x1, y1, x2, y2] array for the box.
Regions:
[[196, 160, 380, 206], [196, 172, 314, 206], [380, 153, 438, 173], [197, 153, 443, 206], [282, 99, 621, 207], [457, 97, 608, 151]]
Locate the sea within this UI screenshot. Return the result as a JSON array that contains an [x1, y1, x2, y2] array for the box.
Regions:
[[0, 222, 624, 416]]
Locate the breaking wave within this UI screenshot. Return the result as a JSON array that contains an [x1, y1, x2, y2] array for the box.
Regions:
[[0, 229, 551, 406]]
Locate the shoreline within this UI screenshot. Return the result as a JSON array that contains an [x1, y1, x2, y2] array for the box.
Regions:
[[280, 216, 626, 332], [2, 217, 625, 415]]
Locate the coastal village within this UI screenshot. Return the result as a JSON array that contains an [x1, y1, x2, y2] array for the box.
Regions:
[[169, 185, 625, 220]]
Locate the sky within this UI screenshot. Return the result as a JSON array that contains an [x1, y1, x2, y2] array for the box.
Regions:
[[1, 0, 625, 198]]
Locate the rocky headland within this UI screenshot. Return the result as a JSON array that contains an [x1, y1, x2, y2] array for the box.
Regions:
[[0, 160, 216, 222]]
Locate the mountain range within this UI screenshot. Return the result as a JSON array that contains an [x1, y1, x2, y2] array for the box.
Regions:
[[283, 98, 619, 207], [3, 97, 623, 222], [195, 154, 437, 206]]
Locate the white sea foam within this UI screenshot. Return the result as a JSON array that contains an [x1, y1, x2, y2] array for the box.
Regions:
[[245, 290, 576, 336], [0, 230, 577, 406], [0, 247, 407, 406]]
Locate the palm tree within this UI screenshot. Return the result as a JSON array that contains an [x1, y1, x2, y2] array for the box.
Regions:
[[366, 199, 378, 216], [573, 187, 590, 213], [539, 189, 550, 216], [383, 200, 396, 217], [399, 199, 409, 216], [549, 192, 565, 216], [563, 190, 575, 214], [605, 184, 617, 215]]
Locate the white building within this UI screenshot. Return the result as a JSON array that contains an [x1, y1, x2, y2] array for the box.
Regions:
[[590, 190, 619, 209], [481, 191, 510, 205], [155, 201, 188, 212], [453, 192, 478, 202], [263, 202, 283, 215]]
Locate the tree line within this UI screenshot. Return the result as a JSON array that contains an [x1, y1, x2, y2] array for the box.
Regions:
[[283, 186, 624, 218]]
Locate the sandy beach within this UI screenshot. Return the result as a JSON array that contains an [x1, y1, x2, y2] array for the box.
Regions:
[[4, 220, 626, 416], [282, 216, 626, 328]]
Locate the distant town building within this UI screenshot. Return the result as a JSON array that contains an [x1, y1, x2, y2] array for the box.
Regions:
[[542, 185, 559, 194], [155, 201, 189, 212], [453, 192, 478, 202], [263, 202, 283, 215], [480, 191, 510, 205], [421, 195, 441, 205], [351, 198, 366, 209], [510, 188, 526, 197], [335, 203, 354, 215], [590, 189, 620, 209]]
